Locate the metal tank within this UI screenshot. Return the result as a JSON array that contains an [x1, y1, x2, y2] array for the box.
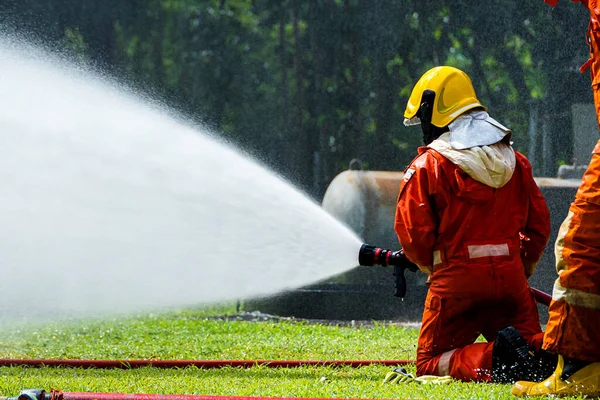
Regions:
[[246, 168, 582, 322], [321, 169, 403, 251]]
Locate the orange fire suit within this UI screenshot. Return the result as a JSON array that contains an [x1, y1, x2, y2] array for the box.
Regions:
[[542, 0, 600, 362], [395, 147, 550, 382]]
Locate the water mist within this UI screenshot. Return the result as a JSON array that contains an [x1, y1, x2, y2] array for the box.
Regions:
[[0, 37, 362, 319]]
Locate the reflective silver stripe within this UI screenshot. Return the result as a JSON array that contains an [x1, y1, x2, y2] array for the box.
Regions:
[[437, 349, 457, 376], [449, 103, 483, 119], [552, 280, 600, 310], [433, 250, 442, 265], [554, 211, 574, 274], [467, 243, 509, 259]]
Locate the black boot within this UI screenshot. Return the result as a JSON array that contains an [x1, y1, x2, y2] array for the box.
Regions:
[[561, 356, 593, 381], [532, 348, 560, 382], [491, 326, 557, 384]]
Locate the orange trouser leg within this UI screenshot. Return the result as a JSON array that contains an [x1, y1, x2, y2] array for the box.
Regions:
[[416, 277, 541, 382], [418, 342, 494, 382], [543, 141, 600, 362], [416, 290, 488, 382], [417, 264, 542, 382]]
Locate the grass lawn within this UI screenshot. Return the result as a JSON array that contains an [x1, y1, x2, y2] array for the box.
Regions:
[[0, 304, 581, 400]]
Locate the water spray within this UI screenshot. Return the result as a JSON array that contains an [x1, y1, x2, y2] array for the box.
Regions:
[[0, 37, 364, 317], [357, 244, 418, 298]]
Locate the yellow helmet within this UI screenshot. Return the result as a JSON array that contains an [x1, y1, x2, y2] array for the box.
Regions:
[[404, 66, 485, 128]]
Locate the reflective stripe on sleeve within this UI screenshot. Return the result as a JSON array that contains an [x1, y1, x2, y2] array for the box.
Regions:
[[555, 211, 574, 274], [552, 279, 600, 310]]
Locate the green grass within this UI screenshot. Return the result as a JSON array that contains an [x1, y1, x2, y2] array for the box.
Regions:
[[0, 305, 587, 399]]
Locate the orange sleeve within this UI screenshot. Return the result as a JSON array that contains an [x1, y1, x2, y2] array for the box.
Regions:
[[394, 153, 438, 274], [518, 154, 551, 277]]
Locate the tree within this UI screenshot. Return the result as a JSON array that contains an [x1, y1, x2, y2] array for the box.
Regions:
[[0, 0, 591, 193]]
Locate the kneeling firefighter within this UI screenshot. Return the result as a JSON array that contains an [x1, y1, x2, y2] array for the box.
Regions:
[[396, 66, 554, 382]]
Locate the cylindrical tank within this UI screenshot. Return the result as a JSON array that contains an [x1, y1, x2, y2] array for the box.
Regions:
[[320, 170, 411, 286], [322, 170, 403, 250], [247, 169, 582, 321]]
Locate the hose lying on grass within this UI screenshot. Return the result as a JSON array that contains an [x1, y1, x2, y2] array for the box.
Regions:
[[2, 388, 387, 400], [0, 287, 552, 371], [0, 358, 414, 369]]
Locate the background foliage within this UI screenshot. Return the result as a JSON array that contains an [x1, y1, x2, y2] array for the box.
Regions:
[[0, 0, 592, 198]]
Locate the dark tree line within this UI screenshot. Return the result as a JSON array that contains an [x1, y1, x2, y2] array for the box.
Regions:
[[0, 0, 593, 198]]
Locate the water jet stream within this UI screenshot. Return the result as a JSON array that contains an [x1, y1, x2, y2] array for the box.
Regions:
[[0, 36, 362, 319]]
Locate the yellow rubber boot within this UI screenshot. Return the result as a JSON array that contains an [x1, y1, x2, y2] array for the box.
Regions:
[[512, 355, 600, 397]]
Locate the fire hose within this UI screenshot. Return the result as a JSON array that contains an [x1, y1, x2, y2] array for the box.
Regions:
[[0, 249, 550, 372], [0, 243, 551, 371], [1, 389, 382, 400], [0, 246, 552, 400], [0, 359, 411, 369]]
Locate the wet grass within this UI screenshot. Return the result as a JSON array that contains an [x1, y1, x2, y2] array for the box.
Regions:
[[0, 305, 586, 399]]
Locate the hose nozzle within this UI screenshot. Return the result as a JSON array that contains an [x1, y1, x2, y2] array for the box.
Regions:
[[358, 243, 406, 267], [358, 243, 418, 298]]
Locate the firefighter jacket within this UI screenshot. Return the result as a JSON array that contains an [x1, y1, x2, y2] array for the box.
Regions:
[[394, 134, 550, 279]]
